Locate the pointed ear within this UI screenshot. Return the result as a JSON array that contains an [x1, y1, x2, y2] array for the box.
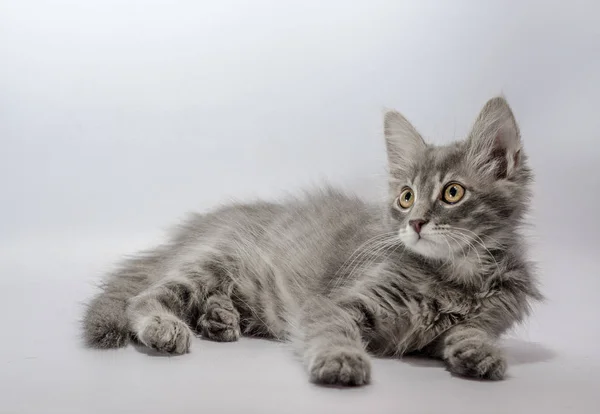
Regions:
[[467, 97, 522, 180], [384, 110, 426, 176]]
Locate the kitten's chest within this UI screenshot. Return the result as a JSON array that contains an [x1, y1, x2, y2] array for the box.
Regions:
[[373, 287, 485, 354]]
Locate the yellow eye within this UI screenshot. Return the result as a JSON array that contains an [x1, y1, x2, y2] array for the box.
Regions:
[[443, 183, 465, 204], [397, 188, 415, 209]]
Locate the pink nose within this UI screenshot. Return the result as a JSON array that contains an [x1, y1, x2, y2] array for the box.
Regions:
[[409, 219, 429, 234]]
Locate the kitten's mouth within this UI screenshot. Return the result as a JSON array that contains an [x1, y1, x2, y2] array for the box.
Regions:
[[408, 233, 432, 246], [413, 230, 431, 242], [414, 236, 432, 244]]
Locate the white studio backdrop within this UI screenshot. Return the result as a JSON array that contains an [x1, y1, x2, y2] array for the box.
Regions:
[[1, 1, 599, 413]]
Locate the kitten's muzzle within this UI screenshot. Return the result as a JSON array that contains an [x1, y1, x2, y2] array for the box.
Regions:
[[409, 219, 429, 235]]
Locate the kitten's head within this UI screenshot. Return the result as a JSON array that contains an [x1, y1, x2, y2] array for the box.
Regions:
[[384, 97, 532, 260]]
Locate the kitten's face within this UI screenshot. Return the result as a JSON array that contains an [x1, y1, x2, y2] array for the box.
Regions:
[[384, 97, 532, 260]]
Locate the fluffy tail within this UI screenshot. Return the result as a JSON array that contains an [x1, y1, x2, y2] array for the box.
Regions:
[[82, 288, 133, 348], [83, 256, 155, 349]]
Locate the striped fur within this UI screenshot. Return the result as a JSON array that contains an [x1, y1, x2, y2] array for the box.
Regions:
[[82, 96, 541, 386]]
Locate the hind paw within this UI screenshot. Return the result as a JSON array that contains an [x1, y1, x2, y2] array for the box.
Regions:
[[197, 296, 241, 342], [139, 314, 192, 354]]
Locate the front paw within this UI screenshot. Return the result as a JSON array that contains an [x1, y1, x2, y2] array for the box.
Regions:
[[309, 348, 371, 386], [446, 340, 506, 380]]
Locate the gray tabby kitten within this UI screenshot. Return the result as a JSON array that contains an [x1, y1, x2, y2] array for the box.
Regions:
[[83, 97, 541, 386]]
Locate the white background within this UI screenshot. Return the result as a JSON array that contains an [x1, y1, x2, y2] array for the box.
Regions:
[[1, 1, 599, 413]]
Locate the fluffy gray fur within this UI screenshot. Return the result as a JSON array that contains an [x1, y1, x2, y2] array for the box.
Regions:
[[83, 97, 542, 386]]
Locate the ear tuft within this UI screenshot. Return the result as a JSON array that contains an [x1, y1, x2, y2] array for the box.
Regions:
[[467, 96, 521, 180], [384, 110, 426, 176]]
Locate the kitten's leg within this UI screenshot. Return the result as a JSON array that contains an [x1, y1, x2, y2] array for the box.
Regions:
[[298, 298, 370, 386], [197, 294, 241, 342], [127, 277, 200, 354], [436, 325, 506, 380]]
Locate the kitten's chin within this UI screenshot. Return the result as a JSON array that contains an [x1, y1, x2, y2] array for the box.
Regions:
[[400, 232, 450, 260]]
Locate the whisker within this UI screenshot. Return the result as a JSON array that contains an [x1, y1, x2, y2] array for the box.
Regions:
[[331, 233, 397, 282], [448, 232, 482, 265], [334, 238, 401, 289], [330, 232, 400, 289], [334, 232, 398, 274], [440, 234, 456, 265], [451, 226, 504, 249], [449, 227, 500, 273]]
